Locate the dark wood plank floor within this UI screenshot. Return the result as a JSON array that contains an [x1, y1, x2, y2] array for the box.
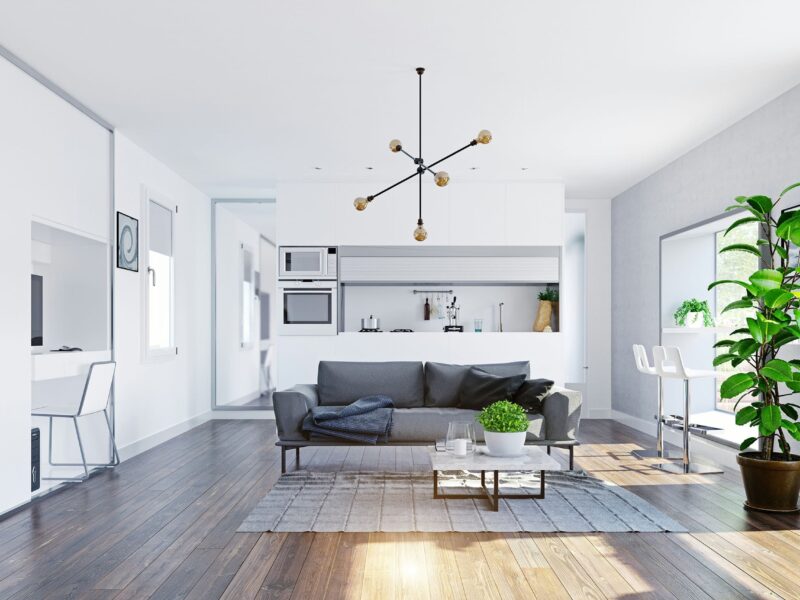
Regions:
[[2, 418, 799, 599]]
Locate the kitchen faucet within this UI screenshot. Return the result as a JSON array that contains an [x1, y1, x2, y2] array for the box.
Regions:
[[499, 302, 504, 332]]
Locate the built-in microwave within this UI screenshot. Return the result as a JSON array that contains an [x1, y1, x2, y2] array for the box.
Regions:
[[278, 246, 337, 280], [277, 280, 338, 335]]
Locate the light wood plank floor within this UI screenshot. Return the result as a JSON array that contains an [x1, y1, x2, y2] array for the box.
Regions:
[[1, 419, 799, 599]]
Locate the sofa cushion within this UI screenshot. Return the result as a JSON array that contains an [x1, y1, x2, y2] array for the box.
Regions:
[[317, 361, 425, 407], [514, 378, 555, 414], [389, 407, 544, 442], [424, 361, 530, 407], [457, 367, 527, 410]]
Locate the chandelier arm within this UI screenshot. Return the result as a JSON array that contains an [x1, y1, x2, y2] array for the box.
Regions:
[[367, 170, 420, 201], [426, 140, 479, 170], [398, 148, 417, 163], [418, 170, 422, 221]]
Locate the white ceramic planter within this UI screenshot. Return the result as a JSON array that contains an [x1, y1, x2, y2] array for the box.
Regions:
[[484, 430, 527, 456], [684, 312, 705, 328]]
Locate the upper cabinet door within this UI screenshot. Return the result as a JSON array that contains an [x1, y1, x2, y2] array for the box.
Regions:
[[505, 182, 565, 246], [448, 182, 505, 245], [276, 184, 337, 246]]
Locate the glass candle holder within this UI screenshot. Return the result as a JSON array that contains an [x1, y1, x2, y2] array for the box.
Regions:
[[446, 422, 476, 457]]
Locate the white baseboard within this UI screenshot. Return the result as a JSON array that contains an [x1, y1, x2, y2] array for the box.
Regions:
[[119, 410, 213, 461], [211, 410, 275, 420], [584, 408, 614, 419], [609, 409, 739, 470]]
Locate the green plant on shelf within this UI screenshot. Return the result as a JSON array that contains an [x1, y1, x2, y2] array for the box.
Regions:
[[673, 298, 714, 327], [475, 400, 529, 433], [538, 287, 559, 302]]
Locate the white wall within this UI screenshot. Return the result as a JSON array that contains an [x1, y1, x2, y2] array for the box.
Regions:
[[565, 199, 612, 418], [0, 55, 111, 513], [342, 284, 548, 333], [215, 204, 261, 405], [114, 132, 212, 453], [277, 181, 565, 246]]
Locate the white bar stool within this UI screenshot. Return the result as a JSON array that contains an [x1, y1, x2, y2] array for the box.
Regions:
[[632, 345, 680, 459], [652, 346, 722, 475]]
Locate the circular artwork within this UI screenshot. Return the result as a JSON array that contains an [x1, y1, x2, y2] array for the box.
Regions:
[[117, 213, 139, 271]]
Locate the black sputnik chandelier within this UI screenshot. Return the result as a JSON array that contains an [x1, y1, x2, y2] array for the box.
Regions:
[[353, 67, 491, 241]]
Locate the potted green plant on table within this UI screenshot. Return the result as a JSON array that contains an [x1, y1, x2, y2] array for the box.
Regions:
[[476, 400, 529, 457], [712, 182, 800, 512], [674, 298, 714, 328]]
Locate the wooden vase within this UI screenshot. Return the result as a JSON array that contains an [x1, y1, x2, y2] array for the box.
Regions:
[[533, 300, 553, 332]]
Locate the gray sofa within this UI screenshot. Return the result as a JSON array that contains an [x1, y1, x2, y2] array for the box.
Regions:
[[273, 360, 582, 472]]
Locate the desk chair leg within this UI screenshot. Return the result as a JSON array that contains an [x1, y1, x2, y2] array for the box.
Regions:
[[569, 445, 574, 470], [73, 417, 89, 480], [102, 410, 121, 466], [281, 447, 286, 474], [295, 447, 300, 469]]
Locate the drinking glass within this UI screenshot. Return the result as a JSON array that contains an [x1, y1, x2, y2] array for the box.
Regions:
[[446, 422, 476, 457], [474, 318, 483, 332]]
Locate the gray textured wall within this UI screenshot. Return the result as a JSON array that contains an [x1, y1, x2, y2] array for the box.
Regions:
[[611, 83, 800, 420]]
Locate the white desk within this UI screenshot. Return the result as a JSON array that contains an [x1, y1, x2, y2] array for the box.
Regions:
[[31, 350, 111, 382]]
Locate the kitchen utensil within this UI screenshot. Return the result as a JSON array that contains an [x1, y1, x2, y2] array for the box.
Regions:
[[361, 315, 380, 330]]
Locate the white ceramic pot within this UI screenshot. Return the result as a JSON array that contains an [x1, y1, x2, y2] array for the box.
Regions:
[[684, 312, 705, 328], [484, 430, 527, 456]]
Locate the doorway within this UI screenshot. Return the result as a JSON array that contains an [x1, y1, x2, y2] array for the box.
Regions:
[[212, 200, 276, 410]]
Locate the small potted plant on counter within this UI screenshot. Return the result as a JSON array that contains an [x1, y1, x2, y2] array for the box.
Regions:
[[476, 400, 529, 456], [712, 183, 800, 512], [674, 298, 714, 328], [534, 287, 559, 332]]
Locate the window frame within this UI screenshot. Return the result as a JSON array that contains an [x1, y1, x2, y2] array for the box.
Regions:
[[141, 186, 177, 361]]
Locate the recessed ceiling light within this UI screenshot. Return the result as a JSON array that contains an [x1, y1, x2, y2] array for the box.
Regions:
[[365, 166, 373, 170], [314, 166, 322, 170], [521, 167, 528, 171], [469, 167, 479, 171]]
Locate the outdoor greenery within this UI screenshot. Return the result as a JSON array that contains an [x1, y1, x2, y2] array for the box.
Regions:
[[673, 298, 714, 327], [712, 182, 800, 460], [475, 400, 529, 433], [538, 287, 559, 302]]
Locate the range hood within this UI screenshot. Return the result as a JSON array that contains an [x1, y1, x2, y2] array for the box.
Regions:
[[338, 246, 559, 284]]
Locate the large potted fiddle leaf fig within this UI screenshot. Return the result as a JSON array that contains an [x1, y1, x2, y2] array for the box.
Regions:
[[712, 183, 800, 512]]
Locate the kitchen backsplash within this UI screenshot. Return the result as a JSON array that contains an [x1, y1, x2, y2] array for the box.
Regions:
[[342, 284, 553, 332]]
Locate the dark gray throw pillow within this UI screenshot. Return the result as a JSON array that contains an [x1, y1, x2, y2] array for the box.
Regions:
[[424, 361, 530, 407], [457, 367, 527, 410], [514, 378, 554, 413]]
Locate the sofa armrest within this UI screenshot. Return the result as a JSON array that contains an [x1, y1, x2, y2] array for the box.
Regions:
[[542, 385, 582, 441], [273, 384, 319, 442]]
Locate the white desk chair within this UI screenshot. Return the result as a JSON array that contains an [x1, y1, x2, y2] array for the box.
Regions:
[[632, 345, 680, 460], [652, 346, 722, 474], [32, 361, 120, 482]]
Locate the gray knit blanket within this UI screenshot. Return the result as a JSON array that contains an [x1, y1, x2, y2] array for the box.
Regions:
[[302, 395, 394, 444]]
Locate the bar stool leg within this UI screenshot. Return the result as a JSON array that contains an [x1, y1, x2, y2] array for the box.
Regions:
[[634, 375, 681, 459], [654, 377, 722, 475]]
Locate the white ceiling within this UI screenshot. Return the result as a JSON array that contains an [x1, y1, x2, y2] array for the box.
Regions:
[[2, 1, 800, 199]]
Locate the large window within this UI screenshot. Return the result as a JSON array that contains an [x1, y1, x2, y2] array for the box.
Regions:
[[714, 221, 759, 411], [145, 193, 175, 357]]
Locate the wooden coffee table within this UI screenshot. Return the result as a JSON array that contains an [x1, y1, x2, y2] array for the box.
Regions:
[[428, 446, 562, 511]]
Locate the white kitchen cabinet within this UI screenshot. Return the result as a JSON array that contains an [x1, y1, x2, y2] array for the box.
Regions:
[[506, 182, 565, 246], [276, 183, 337, 246], [447, 182, 506, 245]]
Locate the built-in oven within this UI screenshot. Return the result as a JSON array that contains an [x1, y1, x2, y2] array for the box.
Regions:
[[278, 280, 338, 335], [279, 246, 337, 280]]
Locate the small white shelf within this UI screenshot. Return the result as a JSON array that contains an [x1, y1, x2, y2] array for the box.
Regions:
[[661, 327, 733, 335]]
